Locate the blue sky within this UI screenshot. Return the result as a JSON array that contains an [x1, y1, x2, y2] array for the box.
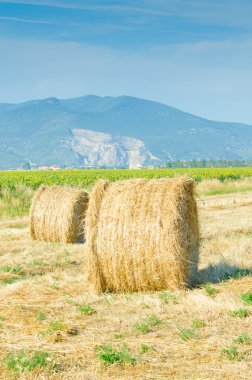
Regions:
[[0, 0, 252, 123]]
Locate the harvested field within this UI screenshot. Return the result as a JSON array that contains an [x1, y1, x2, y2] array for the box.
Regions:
[[0, 187, 251, 379]]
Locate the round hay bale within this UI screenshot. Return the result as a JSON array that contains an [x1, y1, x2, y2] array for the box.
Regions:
[[85, 176, 199, 293], [30, 185, 89, 243]]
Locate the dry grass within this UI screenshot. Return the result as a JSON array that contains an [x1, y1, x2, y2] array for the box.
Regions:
[[85, 177, 199, 293], [0, 185, 252, 379], [30, 186, 89, 243], [197, 177, 252, 195]]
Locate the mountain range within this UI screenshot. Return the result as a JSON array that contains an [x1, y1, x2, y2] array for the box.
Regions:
[[0, 95, 252, 169]]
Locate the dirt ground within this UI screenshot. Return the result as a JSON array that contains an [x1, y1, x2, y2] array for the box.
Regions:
[[0, 190, 251, 379]]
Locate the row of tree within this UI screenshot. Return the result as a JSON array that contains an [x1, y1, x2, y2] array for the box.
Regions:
[[163, 160, 252, 168]]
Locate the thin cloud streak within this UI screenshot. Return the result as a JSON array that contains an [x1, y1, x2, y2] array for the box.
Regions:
[[0, 16, 57, 24], [1, 0, 252, 33], [0, 0, 173, 15]]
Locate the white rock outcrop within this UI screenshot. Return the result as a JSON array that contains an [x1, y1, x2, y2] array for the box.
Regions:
[[69, 129, 160, 168]]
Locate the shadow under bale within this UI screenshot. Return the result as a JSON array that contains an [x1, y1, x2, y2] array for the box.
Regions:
[[197, 263, 252, 285]]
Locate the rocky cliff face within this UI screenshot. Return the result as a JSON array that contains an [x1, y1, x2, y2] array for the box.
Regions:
[[68, 129, 160, 168]]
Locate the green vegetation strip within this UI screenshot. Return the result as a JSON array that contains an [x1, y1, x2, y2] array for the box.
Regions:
[[1, 167, 252, 191]]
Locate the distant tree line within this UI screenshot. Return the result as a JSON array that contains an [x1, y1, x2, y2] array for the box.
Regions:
[[164, 160, 252, 168], [20, 159, 252, 171]]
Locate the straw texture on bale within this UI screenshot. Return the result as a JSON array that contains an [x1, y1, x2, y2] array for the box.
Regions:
[[85, 177, 199, 293], [30, 185, 89, 243]]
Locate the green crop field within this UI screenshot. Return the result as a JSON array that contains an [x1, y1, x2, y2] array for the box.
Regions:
[[1, 167, 252, 190]]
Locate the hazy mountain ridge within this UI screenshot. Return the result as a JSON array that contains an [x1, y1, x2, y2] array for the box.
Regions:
[[0, 95, 252, 169]]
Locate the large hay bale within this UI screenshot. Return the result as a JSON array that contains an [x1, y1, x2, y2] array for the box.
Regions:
[[85, 177, 199, 293], [30, 185, 89, 243]]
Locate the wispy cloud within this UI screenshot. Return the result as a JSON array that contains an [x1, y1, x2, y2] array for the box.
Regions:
[[0, 16, 57, 24], [1, 0, 252, 22], [0, 0, 175, 15], [0, 1, 147, 11], [1, 0, 252, 37]]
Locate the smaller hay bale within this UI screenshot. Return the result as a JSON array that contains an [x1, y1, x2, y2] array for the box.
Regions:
[[30, 185, 89, 243], [85, 176, 199, 293]]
